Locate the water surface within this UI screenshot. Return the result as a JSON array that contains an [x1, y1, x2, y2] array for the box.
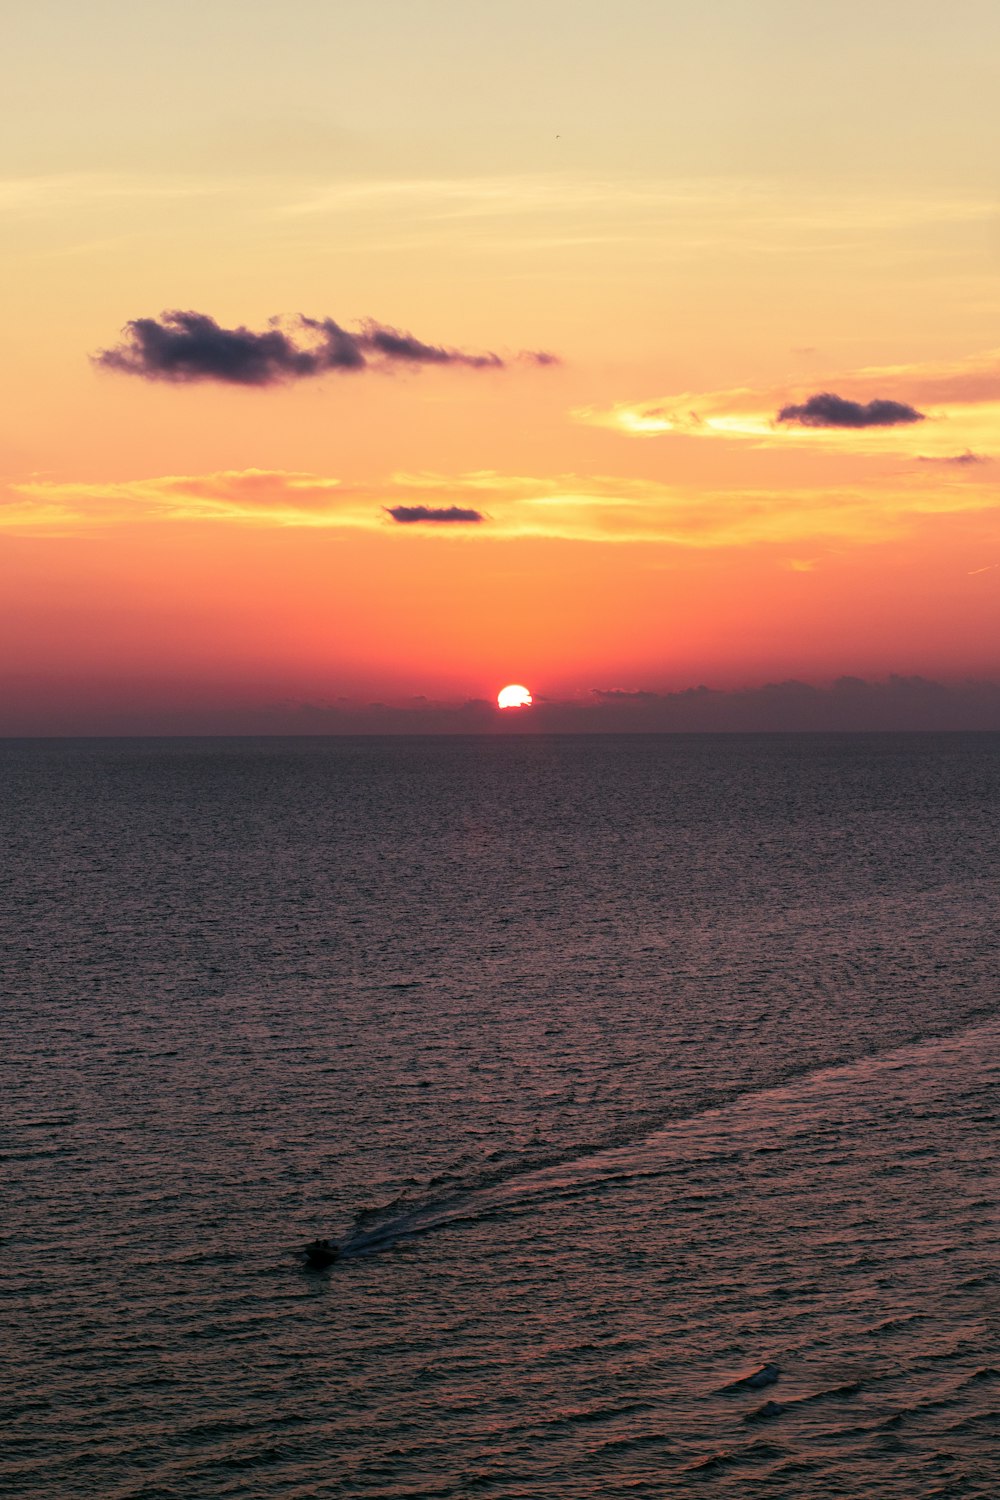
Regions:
[[3, 734, 998, 1496]]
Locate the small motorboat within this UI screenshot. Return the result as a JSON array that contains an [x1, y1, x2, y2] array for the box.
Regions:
[[303, 1237, 340, 1269]]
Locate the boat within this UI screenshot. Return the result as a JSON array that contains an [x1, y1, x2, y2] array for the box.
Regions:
[[303, 1238, 340, 1269]]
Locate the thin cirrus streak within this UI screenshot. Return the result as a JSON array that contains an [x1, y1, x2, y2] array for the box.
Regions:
[[6, 169, 996, 244], [6, 467, 1000, 550], [274, 172, 999, 236], [918, 452, 990, 466], [9, 173, 996, 258]]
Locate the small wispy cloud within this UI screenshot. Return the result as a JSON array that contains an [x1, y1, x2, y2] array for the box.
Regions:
[[4, 470, 363, 533], [93, 310, 557, 386], [918, 451, 989, 466]]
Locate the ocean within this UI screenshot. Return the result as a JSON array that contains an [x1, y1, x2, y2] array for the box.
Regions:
[[2, 733, 998, 1497]]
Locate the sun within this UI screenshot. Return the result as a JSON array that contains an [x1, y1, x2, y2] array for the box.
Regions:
[[497, 683, 533, 709]]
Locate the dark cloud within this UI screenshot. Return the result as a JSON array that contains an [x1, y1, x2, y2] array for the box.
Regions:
[[93, 311, 547, 385], [386, 505, 485, 524], [94, 311, 341, 385], [359, 321, 502, 369], [297, 315, 371, 372], [918, 451, 989, 465], [777, 392, 926, 428]]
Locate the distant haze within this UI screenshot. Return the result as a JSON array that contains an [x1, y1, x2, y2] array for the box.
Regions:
[[6, 675, 1000, 737]]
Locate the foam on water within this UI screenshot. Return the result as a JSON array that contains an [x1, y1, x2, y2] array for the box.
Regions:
[[334, 1015, 1000, 1269]]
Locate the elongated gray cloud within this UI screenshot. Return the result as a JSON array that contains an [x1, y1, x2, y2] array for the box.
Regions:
[[777, 392, 926, 428], [918, 450, 988, 465], [386, 505, 484, 524], [93, 310, 555, 385]]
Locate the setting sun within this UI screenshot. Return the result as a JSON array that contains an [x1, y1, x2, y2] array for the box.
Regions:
[[497, 684, 533, 710]]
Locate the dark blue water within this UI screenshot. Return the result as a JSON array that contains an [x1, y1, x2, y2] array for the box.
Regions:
[[3, 735, 999, 1496]]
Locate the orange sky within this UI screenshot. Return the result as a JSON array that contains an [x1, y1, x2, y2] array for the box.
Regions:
[[3, 2, 1000, 730]]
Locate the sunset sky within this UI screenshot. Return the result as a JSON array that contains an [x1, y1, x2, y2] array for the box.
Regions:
[[4, 0, 1000, 731]]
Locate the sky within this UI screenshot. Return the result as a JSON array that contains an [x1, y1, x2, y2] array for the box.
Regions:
[[4, 0, 1000, 732]]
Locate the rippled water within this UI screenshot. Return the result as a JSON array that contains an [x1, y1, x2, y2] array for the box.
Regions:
[[3, 734, 999, 1497]]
